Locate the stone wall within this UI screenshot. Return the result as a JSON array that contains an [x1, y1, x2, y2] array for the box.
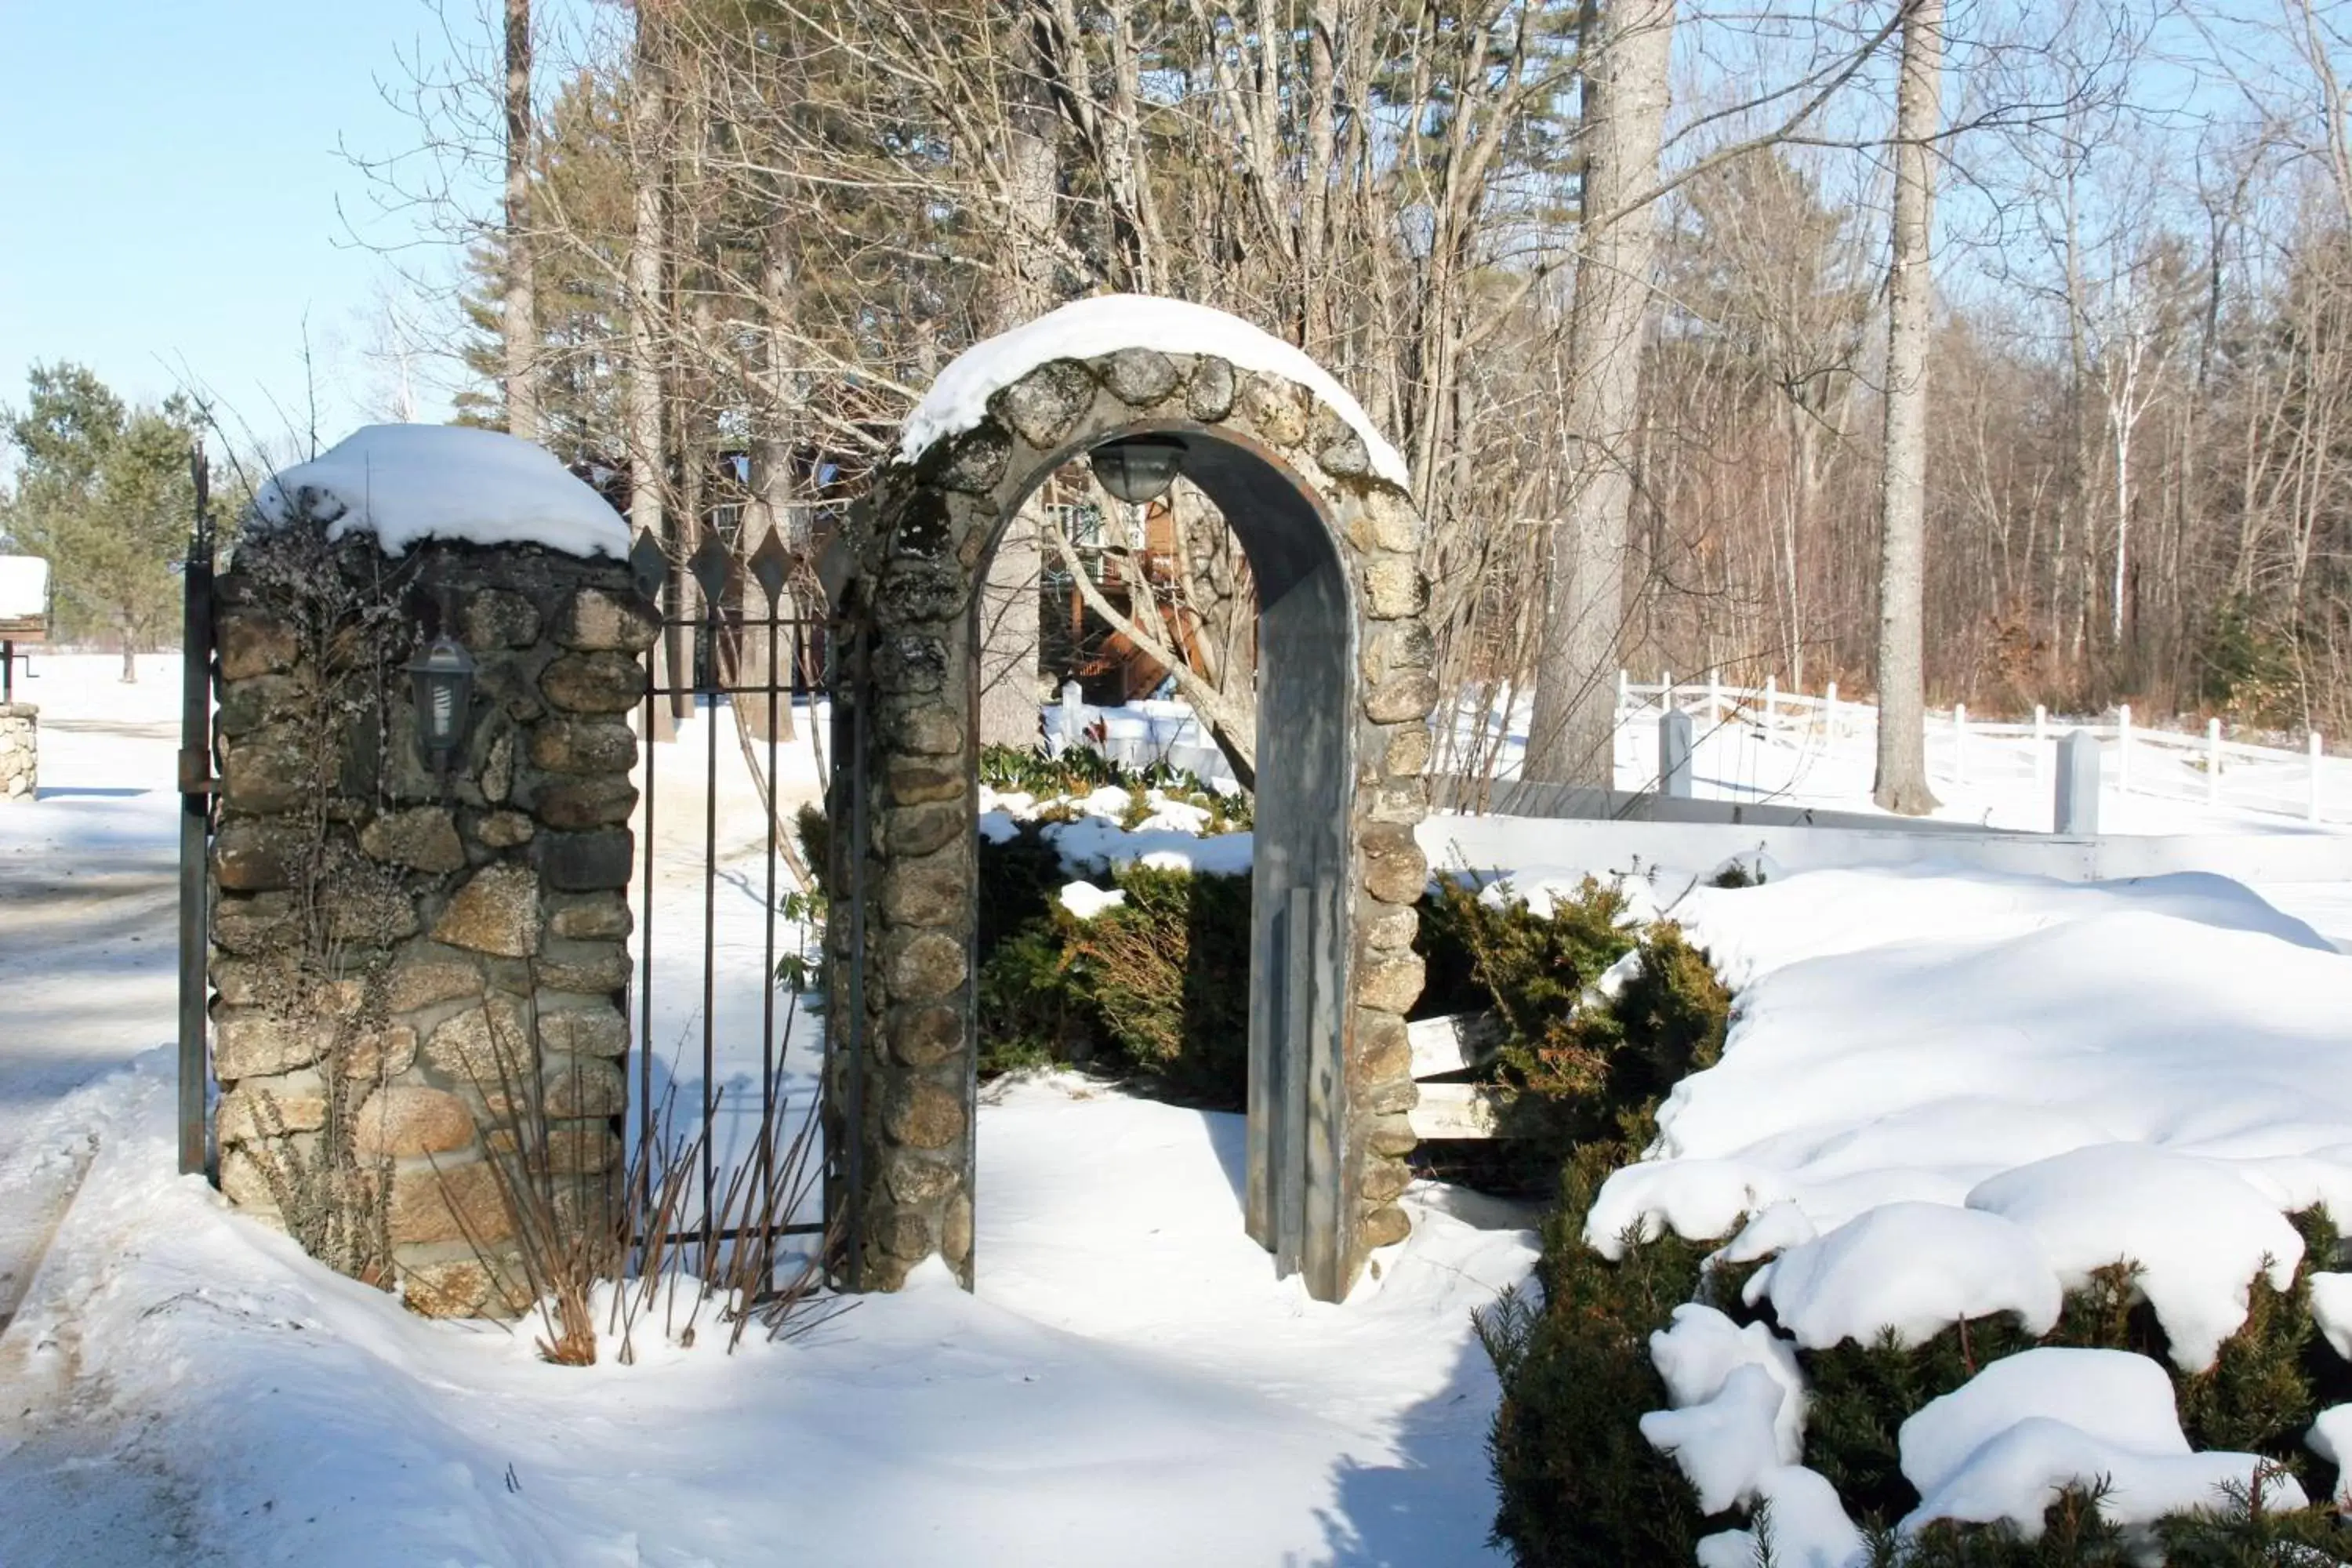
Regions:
[[0, 705, 33, 801], [829, 349, 1434, 1301], [209, 521, 651, 1316]]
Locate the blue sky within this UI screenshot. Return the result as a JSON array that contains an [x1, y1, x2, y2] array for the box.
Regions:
[[0, 2, 550, 452]]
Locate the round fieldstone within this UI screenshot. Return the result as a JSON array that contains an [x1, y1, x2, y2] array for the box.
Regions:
[[885, 1149, 960, 1204], [1363, 557, 1428, 619], [218, 614, 298, 681], [1359, 822, 1429, 905], [887, 931, 967, 1002], [558, 588, 660, 653], [423, 994, 532, 1083], [530, 775, 638, 830], [990, 360, 1097, 449], [462, 589, 541, 649], [537, 942, 630, 995], [213, 817, 303, 891], [1356, 950, 1425, 1015], [1361, 1204, 1411, 1250], [1102, 347, 1178, 406], [890, 1004, 963, 1068], [886, 1078, 965, 1149], [473, 810, 536, 849], [353, 1085, 477, 1159], [529, 718, 639, 775], [543, 1057, 626, 1117], [386, 960, 485, 1014], [883, 859, 965, 928], [212, 1011, 336, 1080], [543, 1120, 623, 1174], [216, 1074, 328, 1144], [887, 802, 962, 858], [431, 863, 541, 956], [537, 1005, 628, 1057], [540, 652, 648, 714], [1365, 671, 1440, 725], [1382, 724, 1432, 777], [1185, 356, 1237, 421], [549, 896, 631, 941], [1240, 376, 1308, 445], [360, 806, 466, 873], [1356, 1011, 1412, 1084], [388, 1159, 512, 1247], [935, 423, 1012, 495]]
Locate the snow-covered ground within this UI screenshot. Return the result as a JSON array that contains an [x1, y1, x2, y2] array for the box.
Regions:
[[13, 652, 2352, 1563], [0, 655, 1526, 1567]]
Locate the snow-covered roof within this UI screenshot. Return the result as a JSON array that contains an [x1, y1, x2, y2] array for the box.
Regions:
[[0, 556, 49, 620], [899, 294, 1413, 488], [249, 425, 630, 561]]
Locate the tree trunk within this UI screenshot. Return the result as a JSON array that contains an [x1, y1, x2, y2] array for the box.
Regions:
[[627, 2, 674, 742], [502, 0, 538, 444], [1524, 0, 1676, 786], [976, 5, 1060, 750], [739, 203, 798, 744], [1872, 0, 1943, 816]]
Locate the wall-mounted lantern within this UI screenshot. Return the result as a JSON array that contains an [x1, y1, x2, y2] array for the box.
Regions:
[[407, 633, 477, 778], [1088, 435, 1187, 506]]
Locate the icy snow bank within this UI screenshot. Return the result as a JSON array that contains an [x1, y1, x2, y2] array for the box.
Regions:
[[1742, 1202, 2062, 1352], [1694, 1466, 1866, 1568], [0, 554, 49, 619], [978, 782, 1254, 877], [1648, 1303, 1807, 1461], [2307, 1405, 2352, 1504], [1640, 1363, 1793, 1513], [249, 424, 630, 560], [899, 294, 1412, 488], [1897, 1348, 2305, 1536], [2314, 1274, 2352, 1361], [1966, 1143, 2303, 1371]]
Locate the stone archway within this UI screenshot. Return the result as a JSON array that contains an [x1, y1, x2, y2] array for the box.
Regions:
[[822, 299, 1435, 1303]]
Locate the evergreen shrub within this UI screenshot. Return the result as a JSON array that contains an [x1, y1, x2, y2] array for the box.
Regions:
[[1479, 877, 2352, 1566]]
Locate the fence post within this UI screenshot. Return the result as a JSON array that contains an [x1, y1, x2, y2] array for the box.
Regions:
[[2117, 703, 2133, 791], [1824, 681, 1838, 742], [1661, 671, 1673, 712], [2206, 718, 2223, 807], [1763, 673, 1777, 733], [2311, 731, 2325, 823], [1707, 669, 1722, 724], [1058, 679, 1084, 752], [2056, 729, 2101, 835], [1659, 709, 1694, 799], [1954, 702, 1968, 786], [2034, 705, 2049, 796], [1617, 669, 1629, 712]]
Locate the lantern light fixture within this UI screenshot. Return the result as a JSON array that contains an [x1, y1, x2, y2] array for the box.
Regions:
[[1088, 434, 1188, 506], [407, 632, 477, 779]]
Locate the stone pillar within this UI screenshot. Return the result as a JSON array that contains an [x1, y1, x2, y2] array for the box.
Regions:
[[0, 705, 34, 801], [209, 521, 652, 1316]]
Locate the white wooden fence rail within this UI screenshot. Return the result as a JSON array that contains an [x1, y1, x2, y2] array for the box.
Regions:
[[1615, 673, 2333, 826]]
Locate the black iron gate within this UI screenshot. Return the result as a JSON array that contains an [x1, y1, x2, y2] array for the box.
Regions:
[[622, 525, 840, 1272], [176, 448, 216, 1180]]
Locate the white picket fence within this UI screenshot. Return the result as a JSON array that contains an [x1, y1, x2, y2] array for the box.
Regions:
[[1615, 671, 2339, 826]]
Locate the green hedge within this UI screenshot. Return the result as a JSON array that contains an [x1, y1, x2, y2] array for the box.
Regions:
[[1477, 883, 2352, 1566], [975, 822, 1250, 1109]]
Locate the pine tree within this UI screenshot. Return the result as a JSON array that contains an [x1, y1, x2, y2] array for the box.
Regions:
[[0, 364, 198, 681]]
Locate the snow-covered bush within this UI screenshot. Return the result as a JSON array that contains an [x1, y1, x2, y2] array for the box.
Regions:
[[975, 825, 1251, 1105], [1479, 875, 2352, 1567], [1419, 873, 1731, 1163]]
